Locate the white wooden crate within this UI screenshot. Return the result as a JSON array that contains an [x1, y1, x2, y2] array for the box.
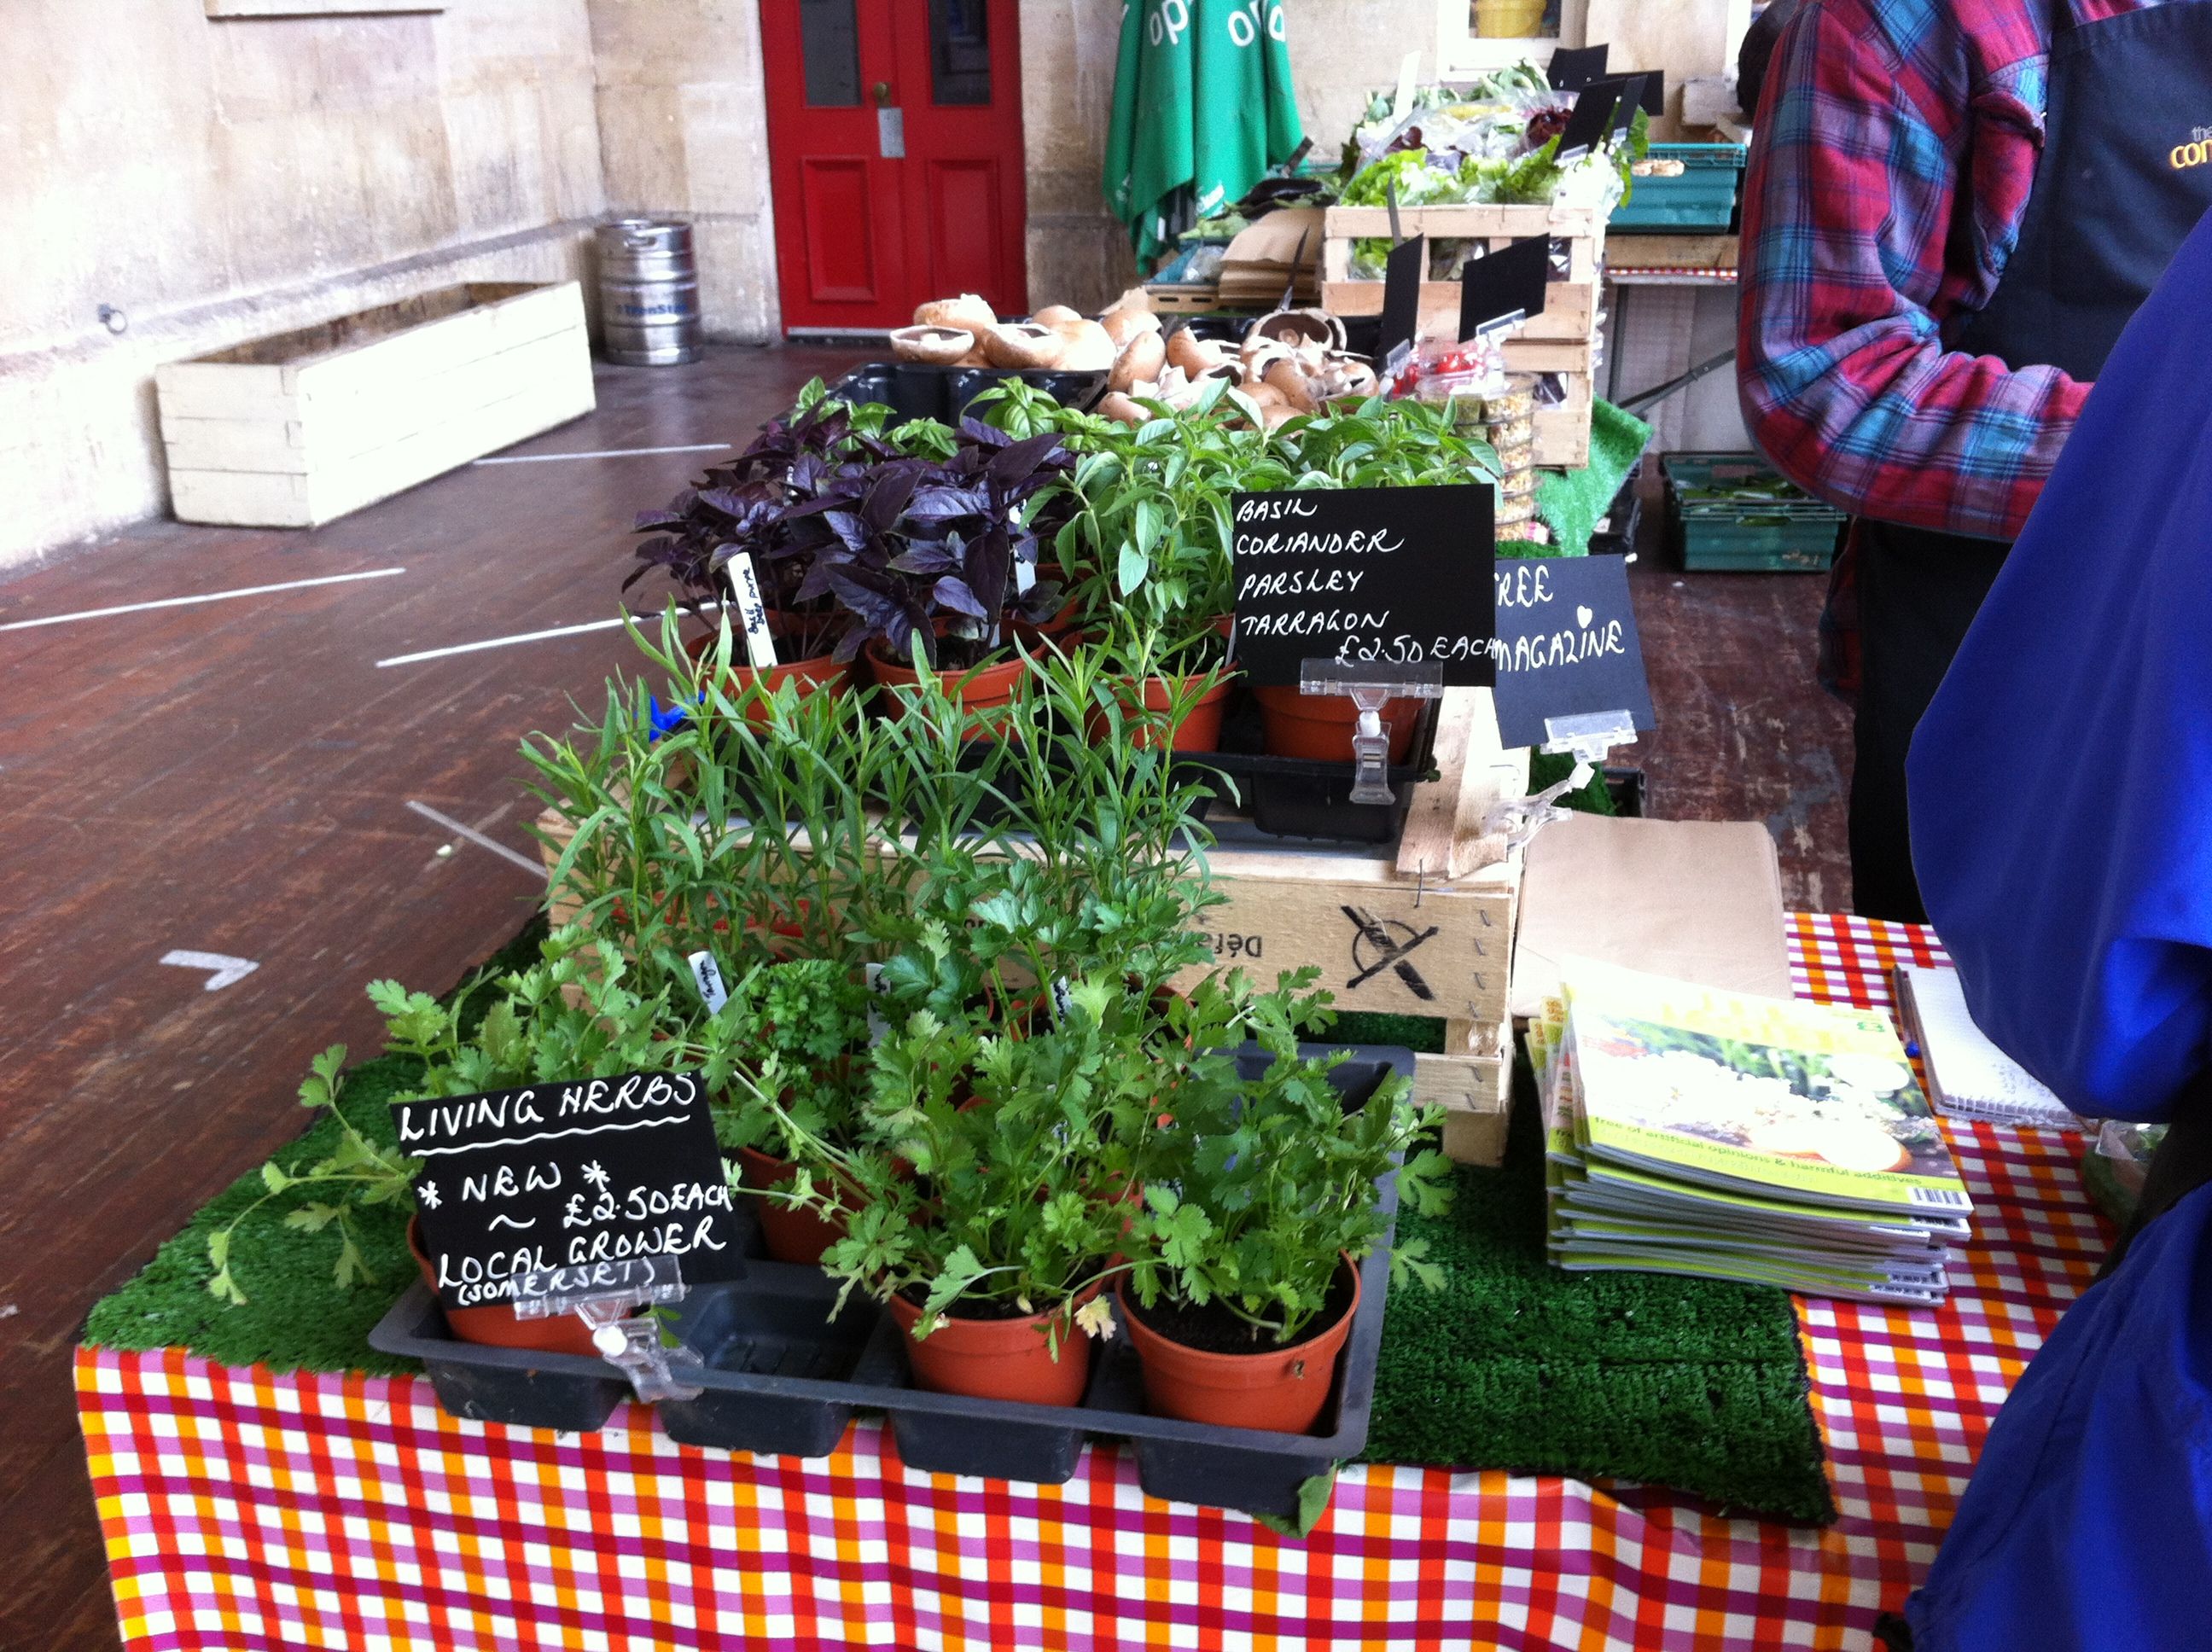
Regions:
[[1322, 202, 1606, 469], [157, 282, 594, 528]]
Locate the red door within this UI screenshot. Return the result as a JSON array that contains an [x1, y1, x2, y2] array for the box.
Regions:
[[761, 0, 1028, 334]]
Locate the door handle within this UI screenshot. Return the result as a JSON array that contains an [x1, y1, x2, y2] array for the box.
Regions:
[[871, 80, 894, 107]]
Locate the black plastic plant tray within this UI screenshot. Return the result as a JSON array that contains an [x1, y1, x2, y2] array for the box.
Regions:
[[370, 1287, 636, 1433], [1185, 748, 1426, 843], [822, 363, 1107, 428], [367, 1044, 1412, 1524], [1605, 765, 1648, 818], [367, 1197, 779, 1434], [1176, 687, 1438, 845]]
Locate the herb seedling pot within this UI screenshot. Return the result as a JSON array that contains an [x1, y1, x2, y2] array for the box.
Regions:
[[370, 1047, 1412, 1521], [1250, 685, 1422, 765], [887, 1286, 1099, 1407], [405, 1218, 613, 1358], [1116, 1255, 1362, 1435], [685, 620, 853, 719], [733, 1143, 852, 1266], [1091, 673, 1237, 753], [865, 627, 1029, 736]]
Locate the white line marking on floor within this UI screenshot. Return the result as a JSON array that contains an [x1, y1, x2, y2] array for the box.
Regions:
[[406, 800, 544, 876], [472, 443, 733, 465], [160, 950, 261, 992], [376, 602, 719, 667], [0, 567, 406, 634]]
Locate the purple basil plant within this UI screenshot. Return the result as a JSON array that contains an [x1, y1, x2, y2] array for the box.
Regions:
[[627, 395, 1073, 668]]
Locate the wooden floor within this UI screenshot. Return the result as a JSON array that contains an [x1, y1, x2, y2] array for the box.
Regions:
[[0, 346, 866, 1651], [1623, 498, 1854, 912], [0, 350, 1851, 1650]]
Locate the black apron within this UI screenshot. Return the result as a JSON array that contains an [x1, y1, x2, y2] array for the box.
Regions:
[[1849, 0, 2212, 922]]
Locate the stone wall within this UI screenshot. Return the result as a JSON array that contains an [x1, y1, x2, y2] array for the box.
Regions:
[[586, 0, 782, 344], [2, 0, 604, 567], [1022, 0, 1140, 315]]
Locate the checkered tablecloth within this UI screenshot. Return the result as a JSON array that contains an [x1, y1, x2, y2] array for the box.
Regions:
[[77, 915, 2110, 1650]]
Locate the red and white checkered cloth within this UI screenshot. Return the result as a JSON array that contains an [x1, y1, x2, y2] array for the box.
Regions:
[[77, 915, 2109, 1650]]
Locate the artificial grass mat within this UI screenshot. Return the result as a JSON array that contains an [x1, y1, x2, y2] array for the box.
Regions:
[[1531, 398, 1654, 558], [81, 918, 550, 1377], [87, 918, 1833, 1527], [1359, 1088, 1837, 1524]]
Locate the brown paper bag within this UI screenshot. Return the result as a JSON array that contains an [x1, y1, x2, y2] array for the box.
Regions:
[[1510, 815, 1793, 1019]]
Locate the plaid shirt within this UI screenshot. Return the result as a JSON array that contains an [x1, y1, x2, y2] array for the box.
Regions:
[[1735, 0, 2163, 544]]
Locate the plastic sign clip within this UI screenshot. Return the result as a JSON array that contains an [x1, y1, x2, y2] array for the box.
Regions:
[[511, 1254, 707, 1403]]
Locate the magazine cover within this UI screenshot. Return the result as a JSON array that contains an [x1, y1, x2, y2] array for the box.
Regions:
[[1560, 959, 1973, 1219]]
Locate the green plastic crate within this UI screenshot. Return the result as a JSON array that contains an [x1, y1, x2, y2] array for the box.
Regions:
[[1611, 143, 1748, 233], [1662, 451, 1848, 573]]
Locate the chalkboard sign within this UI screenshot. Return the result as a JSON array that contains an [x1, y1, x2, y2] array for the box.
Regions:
[[393, 1070, 742, 1311], [1556, 82, 1618, 160], [1488, 554, 1656, 748], [1377, 235, 1426, 369], [1231, 486, 1495, 688], [1547, 44, 1610, 92], [1611, 69, 1666, 117], [1459, 237, 1552, 341]]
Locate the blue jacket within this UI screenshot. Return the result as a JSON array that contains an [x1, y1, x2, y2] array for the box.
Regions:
[[1905, 1179, 2212, 1649], [1904, 207, 2212, 1649], [1909, 209, 2212, 1124]]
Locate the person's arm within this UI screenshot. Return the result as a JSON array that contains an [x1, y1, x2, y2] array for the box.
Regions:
[[1736, 4, 2088, 541]]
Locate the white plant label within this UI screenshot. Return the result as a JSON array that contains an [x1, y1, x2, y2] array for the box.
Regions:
[[687, 950, 729, 1013], [727, 553, 778, 671], [1392, 49, 1421, 122], [1015, 555, 1037, 596], [1051, 975, 1075, 1021], [864, 963, 892, 1044]]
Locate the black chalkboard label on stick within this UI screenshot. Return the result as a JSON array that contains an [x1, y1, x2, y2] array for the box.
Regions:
[[1377, 235, 1427, 370], [1615, 69, 1666, 117], [1547, 44, 1610, 92], [1460, 236, 1552, 341], [1231, 486, 1496, 689], [1610, 73, 1652, 137], [1556, 82, 1617, 161], [1488, 554, 1656, 749], [393, 1069, 741, 1312]]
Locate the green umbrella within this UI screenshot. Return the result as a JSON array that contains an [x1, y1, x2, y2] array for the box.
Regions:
[[1104, 0, 1306, 266]]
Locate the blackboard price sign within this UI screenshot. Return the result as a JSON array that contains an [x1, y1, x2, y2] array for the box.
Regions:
[[1231, 486, 1495, 688], [393, 1070, 741, 1312], [1547, 44, 1610, 92], [1487, 555, 1656, 749]]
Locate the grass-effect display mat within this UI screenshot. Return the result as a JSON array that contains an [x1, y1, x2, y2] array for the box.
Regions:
[[1359, 1083, 1836, 1524], [88, 928, 1830, 1526]]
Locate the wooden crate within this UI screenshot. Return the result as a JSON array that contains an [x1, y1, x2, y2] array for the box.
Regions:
[[156, 281, 594, 528], [534, 688, 1529, 1166], [1320, 202, 1605, 468], [1142, 283, 1234, 314], [1181, 686, 1528, 1163], [1603, 232, 1740, 273]]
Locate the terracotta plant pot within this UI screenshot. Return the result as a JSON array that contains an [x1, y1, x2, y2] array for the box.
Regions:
[[1250, 685, 1421, 765], [684, 621, 853, 724], [1115, 1254, 1361, 1434], [1101, 673, 1235, 753], [1008, 597, 1084, 646], [887, 1284, 1099, 1406], [407, 1217, 614, 1358], [865, 627, 1031, 740], [733, 1143, 853, 1266]]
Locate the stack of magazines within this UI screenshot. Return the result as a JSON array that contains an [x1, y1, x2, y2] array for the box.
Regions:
[[1529, 960, 1972, 1306]]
